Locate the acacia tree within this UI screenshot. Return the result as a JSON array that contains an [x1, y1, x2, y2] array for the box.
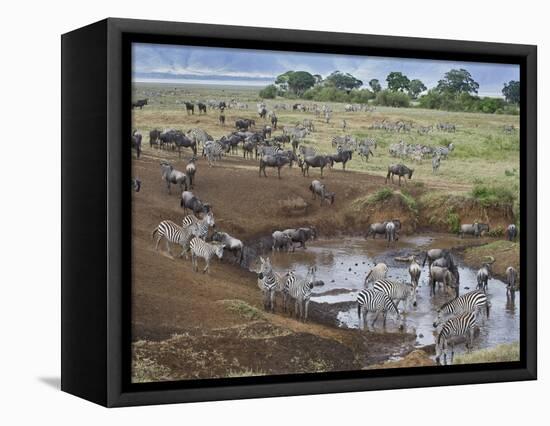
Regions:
[[386, 72, 410, 92], [437, 68, 479, 97], [275, 71, 316, 95], [408, 79, 427, 99], [502, 80, 520, 104], [369, 78, 382, 93], [325, 71, 363, 92]]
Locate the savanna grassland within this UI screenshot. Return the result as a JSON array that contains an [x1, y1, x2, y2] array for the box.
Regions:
[[130, 82, 520, 382]]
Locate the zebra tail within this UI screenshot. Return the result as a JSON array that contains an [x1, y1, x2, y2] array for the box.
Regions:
[[422, 252, 428, 267]]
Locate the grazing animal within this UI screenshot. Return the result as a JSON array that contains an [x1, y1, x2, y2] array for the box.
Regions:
[[302, 155, 333, 177], [373, 279, 417, 310], [287, 266, 320, 321], [429, 265, 459, 297], [235, 118, 255, 131], [159, 130, 197, 158], [408, 257, 421, 289], [422, 248, 448, 267], [459, 223, 481, 238], [271, 114, 278, 129], [272, 231, 293, 252], [184, 101, 195, 115], [357, 289, 401, 330], [309, 180, 335, 206], [435, 312, 477, 365], [212, 231, 243, 264], [386, 164, 414, 185], [366, 222, 388, 239], [180, 191, 211, 216], [149, 128, 161, 149], [197, 102, 207, 114], [282, 227, 316, 250], [219, 111, 225, 126], [506, 266, 517, 296], [189, 237, 224, 273], [477, 257, 495, 292], [151, 220, 199, 259], [257, 257, 285, 312], [507, 224, 518, 241], [432, 155, 441, 173], [433, 290, 489, 328], [132, 99, 148, 109], [259, 154, 291, 179], [330, 148, 353, 170], [131, 130, 142, 158], [203, 140, 230, 167], [160, 162, 188, 194], [364, 263, 388, 288], [185, 157, 197, 188], [385, 221, 397, 246]]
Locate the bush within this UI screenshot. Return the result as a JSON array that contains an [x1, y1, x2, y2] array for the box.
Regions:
[[374, 90, 410, 107], [259, 84, 278, 99], [447, 209, 461, 233], [369, 188, 393, 202], [471, 184, 515, 206]]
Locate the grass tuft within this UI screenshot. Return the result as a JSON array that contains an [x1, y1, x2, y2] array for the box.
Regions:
[[453, 342, 519, 364]]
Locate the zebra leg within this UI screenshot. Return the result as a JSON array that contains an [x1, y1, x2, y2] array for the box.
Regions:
[[165, 239, 174, 259], [270, 290, 275, 312], [294, 299, 299, 319], [304, 299, 310, 322], [372, 310, 380, 327], [203, 258, 210, 274]]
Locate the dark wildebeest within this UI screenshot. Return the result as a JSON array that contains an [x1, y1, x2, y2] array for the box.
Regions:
[[180, 191, 211, 216], [212, 231, 244, 264], [477, 257, 495, 293], [477, 223, 490, 236], [197, 102, 207, 114], [132, 99, 148, 109], [273, 134, 290, 146], [131, 130, 142, 158], [219, 111, 226, 126], [271, 114, 278, 129], [262, 125, 272, 139], [507, 224, 517, 241], [259, 107, 268, 119], [429, 265, 459, 297], [272, 231, 293, 252], [366, 222, 387, 239], [386, 164, 414, 185], [184, 102, 195, 115], [160, 161, 188, 194], [149, 128, 161, 149], [422, 248, 449, 268], [259, 154, 291, 179], [185, 157, 197, 189], [459, 223, 481, 238], [219, 101, 227, 110], [159, 130, 197, 158], [309, 180, 335, 206], [282, 227, 317, 250], [236, 118, 255, 131], [330, 149, 353, 170], [302, 155, 333, 177]]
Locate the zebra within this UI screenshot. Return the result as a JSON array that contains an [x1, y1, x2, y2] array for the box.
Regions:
[[181, 211, 215, 240], [373, 279, 417, 310], [203, 140, 229, 167], [257, 257, 287, 312], [408, 257, 421, 289], [189, 237, 225, 273], [477, 257, 494, 292], [151, 220, 199, 259], [432, 154, 441, 173], [364, 263, 388, 288], [435, 312, 477, 365], [286, 266, 317, 321], [258, 145, 283, 157], [433, 290, 489, 328], [356, 289, 401, 330]]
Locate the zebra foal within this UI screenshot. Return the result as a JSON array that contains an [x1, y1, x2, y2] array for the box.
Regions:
[[189, 237, 225, 273], [435, 311, 477, 365], [286, 266, 318, 322]]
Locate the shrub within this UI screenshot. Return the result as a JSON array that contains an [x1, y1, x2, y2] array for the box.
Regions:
[[259, 84, 278, 99], [374, 90, 410, 107], [447, 209, 461, 233], [471, 184, 515, 206], [369, 188, 393, 202]]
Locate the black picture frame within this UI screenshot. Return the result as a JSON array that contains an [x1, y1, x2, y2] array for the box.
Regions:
[[61, 17, 537, 407]]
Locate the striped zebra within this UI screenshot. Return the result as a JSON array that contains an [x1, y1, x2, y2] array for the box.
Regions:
[[258, 145, 283, 157], [433, 290, 489, 328], [356, 289, 401, 329], [181, 211, 215, 240], [435, 311, 477, 365], [189, 237, 225, 273], [363, 263, 388, 288], [373, 279, 417, 310], [151, 220, 199, 259], [203, 140, 228, 167], [256, 257, 288, 312], [286, 266, 317, 321]]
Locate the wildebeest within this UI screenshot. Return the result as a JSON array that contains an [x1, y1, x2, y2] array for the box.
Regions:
[[262, 125, 272, 139], [184, 101, 195, 115], [185, 157, 197, 188], [409, 256, 421, 289], [197, 102, 207, 114], [212, 231, 243, 264], [132, 99, 148, 109], [180, 191, 211, 216], [131, 130, 142, 158], [366, 222, 388, 239], [149, 128, 162, 149], [429, 265, 459, 297], [506, 266, 517, 296], [159, 129, 197, 158], [477, 257, 495, 292], [272, 231, 293, 252], [236, 118, 255, 131], [282, 227, 316, 250], [330, 148, 353, 170], [309, 180, 335, 206], [259, 154, 291, 179], [386, 164, 414, 185], [258, 107, 268, 119], [219, 111, 225, 126], [301, 155, 333, 177], [160, 161, 188, 194], [459, 223, 481, 238], [271, 114, 278, 129], [507, 224, 517, 241], [385, 221, 397, 246], [422, 248, 449, 267]]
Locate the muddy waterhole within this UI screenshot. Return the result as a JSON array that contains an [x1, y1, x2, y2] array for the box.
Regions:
[[266, 234, 519, 353]]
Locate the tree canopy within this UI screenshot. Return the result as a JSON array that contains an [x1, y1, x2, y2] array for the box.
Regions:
[[386, 72, 410, 92], [325, 71, 363, 92], [436, 68, 479, 96], [502, 80, 520, 104], [275, 71, 316, 95], [408, 79, 427, 99], [369, 78, 382, 93]]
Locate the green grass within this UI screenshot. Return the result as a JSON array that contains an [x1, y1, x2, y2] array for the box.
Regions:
[[368, 188, 393, 202], [453, 342, 519, 364], [471, 183, 516, 207], [220, 299, 264, 321]]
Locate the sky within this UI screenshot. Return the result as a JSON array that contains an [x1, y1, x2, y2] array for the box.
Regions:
[[132, 43, 520, 97]]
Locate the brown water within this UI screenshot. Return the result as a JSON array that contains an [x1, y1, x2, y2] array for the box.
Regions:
[[269, 235, 520, 353]]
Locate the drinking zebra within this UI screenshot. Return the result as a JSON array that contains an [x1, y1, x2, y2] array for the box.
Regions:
[[364, 263, 388, 288], [286, 266, 318, 322], [433, 290, 489, 328], [356, 289, 401, 330], [435, 312, 477, 365], [151, 220, 199, 259], [408, 257, 421, 289], [257, 257, 287, 312], [373, 279, 417, 310], [189, 237, 225, 273]]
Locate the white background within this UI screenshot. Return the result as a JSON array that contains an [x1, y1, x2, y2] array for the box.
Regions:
[[0, 0, 546, 423]]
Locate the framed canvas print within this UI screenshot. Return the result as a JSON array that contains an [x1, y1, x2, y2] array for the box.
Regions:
[[61, 18, 537, 407]]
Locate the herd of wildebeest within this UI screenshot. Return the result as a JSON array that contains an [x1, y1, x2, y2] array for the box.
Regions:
[[132, 97, 519, 365]]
